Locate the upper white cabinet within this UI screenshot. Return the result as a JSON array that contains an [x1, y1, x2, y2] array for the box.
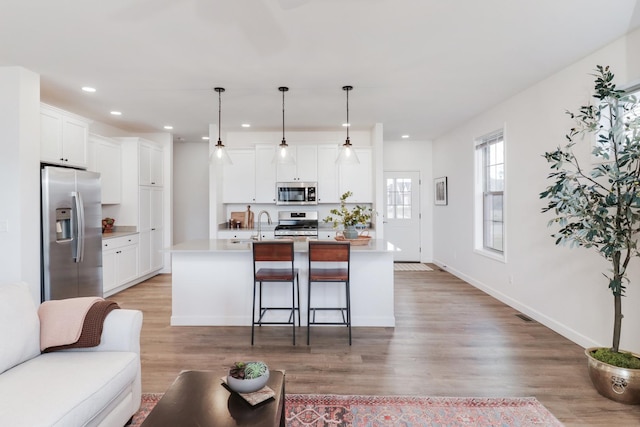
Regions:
[[276, 145, 318, 182], [219, 143, 373, 205], [255, 145, 276, 203], [339, 147, 373, 203], [87, 134, 121, 204], [40, 103, 91, 168], [316, 145, 340, 203], [222, 147, 277, 203], [222, 149, 256, 203], [139, 141, 163, 186]]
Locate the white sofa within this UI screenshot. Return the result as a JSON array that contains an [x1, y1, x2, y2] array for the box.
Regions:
[[0, 282, 143, 427]]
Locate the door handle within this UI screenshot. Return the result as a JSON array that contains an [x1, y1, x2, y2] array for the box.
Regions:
[[72, 191, 85, 263]]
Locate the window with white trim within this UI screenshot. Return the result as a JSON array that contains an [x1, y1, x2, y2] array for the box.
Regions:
[[474, 130, 505, 255]]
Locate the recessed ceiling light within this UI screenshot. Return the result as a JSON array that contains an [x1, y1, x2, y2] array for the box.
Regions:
[[82, 86, 96, 93], [342, 123, 350, 127], [164, 125, 173, 130], [401, 135, 410, 139], [241, 123, 251, 128], [202, 136, 210, 140], [110, 111, 122, 116]]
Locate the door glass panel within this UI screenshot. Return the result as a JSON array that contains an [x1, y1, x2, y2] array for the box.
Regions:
[[386, 178, 412, 220]]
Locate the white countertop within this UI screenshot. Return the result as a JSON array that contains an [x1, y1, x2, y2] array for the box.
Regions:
[[102, 230, 138, 239], [167, 238, 398, 253]]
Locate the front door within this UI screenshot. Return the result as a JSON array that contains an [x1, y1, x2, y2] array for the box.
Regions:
[[384, 171, 421, 261]]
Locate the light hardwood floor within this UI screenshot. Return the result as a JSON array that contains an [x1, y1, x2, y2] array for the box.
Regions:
[[111, 267, 640, 426]]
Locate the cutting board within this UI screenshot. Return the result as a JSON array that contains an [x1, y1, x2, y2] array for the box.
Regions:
[[230, 211, 254, 228]]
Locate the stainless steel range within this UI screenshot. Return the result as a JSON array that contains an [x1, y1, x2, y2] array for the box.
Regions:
[[274, 211, 319, 238]]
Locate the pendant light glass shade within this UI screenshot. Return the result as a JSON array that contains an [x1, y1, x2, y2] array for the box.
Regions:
[[336, 85, 360, 164], [273, 86, 296, 165], [210, 87, 232, 165]]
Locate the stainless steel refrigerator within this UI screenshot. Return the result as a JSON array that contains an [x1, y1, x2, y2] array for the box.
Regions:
[[41, 166, 103, 301]]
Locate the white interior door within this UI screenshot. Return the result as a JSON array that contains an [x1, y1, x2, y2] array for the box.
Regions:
[[384, 171, 421, 261]]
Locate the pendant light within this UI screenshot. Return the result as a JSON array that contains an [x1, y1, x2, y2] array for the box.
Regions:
[[273, 86, 296, 165], [210, 87, 232, 165], [336, 85, 360, 164]]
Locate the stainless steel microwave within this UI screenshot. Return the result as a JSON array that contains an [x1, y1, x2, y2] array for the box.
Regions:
[[276, 182, 317, 205]]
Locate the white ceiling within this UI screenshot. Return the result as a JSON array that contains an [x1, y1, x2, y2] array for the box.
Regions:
[[2, 0, 640, 143]]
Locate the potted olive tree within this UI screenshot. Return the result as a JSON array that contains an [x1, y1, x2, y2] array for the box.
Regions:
[[540, 65, 640, 404], [323, 191, 373, 239]]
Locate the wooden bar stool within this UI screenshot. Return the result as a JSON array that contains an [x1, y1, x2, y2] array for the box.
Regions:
[[252, 241, 300, 345], [307, 241, 351, 345]]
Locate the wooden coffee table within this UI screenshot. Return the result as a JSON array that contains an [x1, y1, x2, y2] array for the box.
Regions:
[[141, 370, 286, 427]]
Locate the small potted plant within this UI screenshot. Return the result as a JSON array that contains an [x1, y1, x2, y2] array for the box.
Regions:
[[226, 361, 269, 393], [323, 191, 373, 239], [101, 217, 115, 233], [540, 65, 640, 404]]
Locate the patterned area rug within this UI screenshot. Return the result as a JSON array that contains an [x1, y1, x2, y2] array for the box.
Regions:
[[131, 393, 563, 427], [394, 263, 434, 271]]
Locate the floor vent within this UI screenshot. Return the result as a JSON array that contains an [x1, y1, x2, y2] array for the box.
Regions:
[[515, 313, 534, 322]]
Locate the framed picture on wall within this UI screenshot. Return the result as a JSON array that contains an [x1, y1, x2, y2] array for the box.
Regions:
[[434, 177, 448, 205]]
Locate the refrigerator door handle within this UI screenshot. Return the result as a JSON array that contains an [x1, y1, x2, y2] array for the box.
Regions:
[[72, 191, 85, 263]]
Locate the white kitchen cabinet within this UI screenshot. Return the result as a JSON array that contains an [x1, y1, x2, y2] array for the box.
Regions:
[[217, 230, 275, 240], [138, 186, 164, 276], [118, 137, 165, 277], [102, 234, 139, 295], [150, 228, 164, 271], [217, 230, 254, 239], [316, 144, 340, 203], [222, 149, 256, 203], [138, 230, 151, 276], [318, 229, 375, 240], [139, 186, 162, 231], [223, 146, 277, 204], [339, 147, 373, 203], [137, 227, 164, 274], [276, 145, 318, 182], [88, 134, 121, 204], [255, 145, 276, 203], [139, 141, 163, 186], [40, 103, 90, 168]]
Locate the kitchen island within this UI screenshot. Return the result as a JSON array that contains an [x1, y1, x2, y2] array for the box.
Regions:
[[167, 239, 398, 327]]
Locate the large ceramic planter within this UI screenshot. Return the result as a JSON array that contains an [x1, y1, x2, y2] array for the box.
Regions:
[[585, 347, 640, 404]]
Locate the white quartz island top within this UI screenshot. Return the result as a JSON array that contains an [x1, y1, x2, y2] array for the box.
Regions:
[[167, 238, 398, 253], [168, 238, 398, 330]]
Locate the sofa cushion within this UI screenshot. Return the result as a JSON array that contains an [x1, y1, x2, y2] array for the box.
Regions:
[[0, 351, 138, 427], [0, 282, 40, 374]]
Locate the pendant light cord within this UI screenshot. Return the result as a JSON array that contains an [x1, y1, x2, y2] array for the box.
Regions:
[[343, 85, 353, 144], [279, 87, 288, 145], [214, 87, 225, 145], [346, 87, 350, 141], [218, 90, 222, 143]]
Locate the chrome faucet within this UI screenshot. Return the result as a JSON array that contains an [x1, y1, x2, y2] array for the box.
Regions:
[[256, 210, 272, 241]]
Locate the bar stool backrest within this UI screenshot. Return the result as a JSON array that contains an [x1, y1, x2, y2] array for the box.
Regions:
[[309, 241, 350, 262], [253, 241, 295, 262]]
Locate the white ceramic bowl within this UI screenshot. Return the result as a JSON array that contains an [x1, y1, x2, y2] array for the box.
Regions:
[[226, 368, 270, 393]]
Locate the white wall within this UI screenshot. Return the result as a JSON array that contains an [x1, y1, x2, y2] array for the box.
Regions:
[[432, 28, 640, 353], [173, 142, 209, 243], [0, 67, 41, 303], [383, 139, 434, 262]]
